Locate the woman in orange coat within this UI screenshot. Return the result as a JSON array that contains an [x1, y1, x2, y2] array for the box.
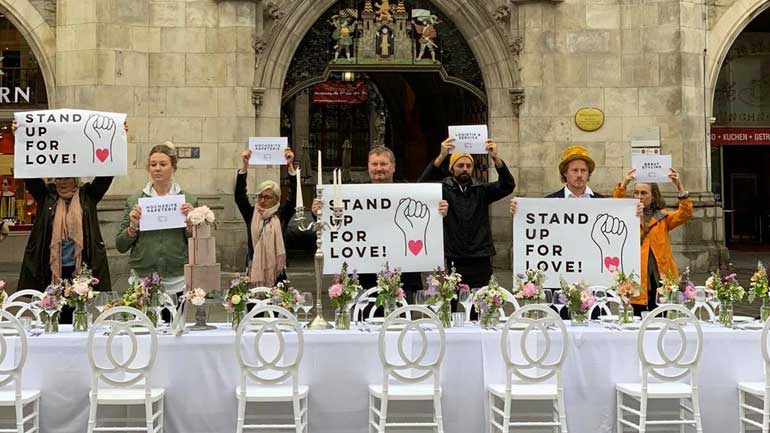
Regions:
[[614, 168, 693, 315]]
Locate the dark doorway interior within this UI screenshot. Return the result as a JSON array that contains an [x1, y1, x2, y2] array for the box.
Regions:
[[722, 146, 770, 247]]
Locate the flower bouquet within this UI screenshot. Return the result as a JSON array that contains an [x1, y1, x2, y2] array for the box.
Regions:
[[559, 279, 595, 326], [225, 274, 250, 329], [375, 262, 405, 317], [182, 287, 220, 330], [474, 275, 506, 329], [186, 205, 216, 238], [40, 283, 64, 333], [63, 265, 98, 331], [0, 281, 7, 306], [271, 280, 302, 312], [425, 267, 468, 328], [611, 270, 641, 324], [705, 269, 745, 327], [748, 262, 770, 322], [329, 263, 361, 329], [513, 268, 546, 319], [141, 272, 165, 326]]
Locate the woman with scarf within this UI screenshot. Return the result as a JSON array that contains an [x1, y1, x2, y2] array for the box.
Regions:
[[234, 148, 296, 286], [613, 168, 693, 315], [116, 142, 197, 295]]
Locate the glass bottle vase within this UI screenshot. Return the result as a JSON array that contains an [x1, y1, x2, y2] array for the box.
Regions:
[[72, 304, 89, 332]]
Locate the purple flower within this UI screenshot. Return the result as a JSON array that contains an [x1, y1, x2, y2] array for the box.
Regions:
[[558, 293, 567, 304], [351, 271, 359, 281], [480, 301, 489, 312]]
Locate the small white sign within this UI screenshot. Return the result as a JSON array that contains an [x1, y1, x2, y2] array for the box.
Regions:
[[14, 109, 128, 178], [632, 154, 672, 183], [138, 195, 186, 232], [448, 125, 488, 154], [248, 137, 288, 166]]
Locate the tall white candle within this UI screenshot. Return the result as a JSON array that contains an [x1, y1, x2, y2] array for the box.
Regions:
[[317, 150, 322, 187], [295, 168, 303, 208]]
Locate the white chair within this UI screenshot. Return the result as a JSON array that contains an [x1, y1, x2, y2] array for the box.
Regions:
[[0, 310, 40, 433], [690, 286, 716, 322], [87, 307, 164, 433], [235, 305, 307, 433], [589, 285, 622, 317], [369, 305, 445, 433], [738, 316, 770, 433], [616, 304, 703, 433], [487, 304, 568, 432], [1, 302, 41, 324], [352, 287, 410, 322], [3, 290, 42, 308]]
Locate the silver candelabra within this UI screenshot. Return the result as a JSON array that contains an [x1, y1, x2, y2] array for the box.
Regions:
[[294, 185, 344, 329]]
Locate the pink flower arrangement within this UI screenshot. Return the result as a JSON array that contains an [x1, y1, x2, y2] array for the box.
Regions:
[[521, 282, 537, 298], [329, 284, 343, 299]]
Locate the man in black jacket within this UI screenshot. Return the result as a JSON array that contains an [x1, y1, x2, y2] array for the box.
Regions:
[[419, 138, 515, 288]]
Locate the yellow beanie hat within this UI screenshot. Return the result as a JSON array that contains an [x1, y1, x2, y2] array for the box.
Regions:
[[449, 153, 473, 171]]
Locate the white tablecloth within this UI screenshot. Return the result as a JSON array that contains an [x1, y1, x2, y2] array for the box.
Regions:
[[19, 323, 762, 433]]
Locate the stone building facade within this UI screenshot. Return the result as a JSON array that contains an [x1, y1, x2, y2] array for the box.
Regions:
[[0, 0, 766, 288]]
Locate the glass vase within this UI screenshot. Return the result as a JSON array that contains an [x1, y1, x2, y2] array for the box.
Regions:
[[570, 310, 589, 326], [335, 308, 351, 330], [438, 302, 451, 328], [479, 310, 499, 329], [72, 304, 89, 332], [761, 298, 770, 323], [718, 300, 734, 328], [231, 307, 245, 330], [618, 303, 633, 325], [383, 299, 398, 318], [43, 310, 59, 333]]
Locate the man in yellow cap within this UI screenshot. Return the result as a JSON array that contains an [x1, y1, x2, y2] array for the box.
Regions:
[[419, 136, 515, 288], [547, 145, 603, 198]]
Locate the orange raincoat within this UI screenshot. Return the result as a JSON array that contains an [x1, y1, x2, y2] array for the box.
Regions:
[[613, 185, 693, 306]]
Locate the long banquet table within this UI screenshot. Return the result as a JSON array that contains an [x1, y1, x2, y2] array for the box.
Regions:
[[18, 322, 764, 433]]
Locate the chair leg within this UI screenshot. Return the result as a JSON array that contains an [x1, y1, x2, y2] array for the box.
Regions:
[[158, 397, 165, 433], [145, 399, 154, 433], [616, 391, 623, 433], [236, 396, 246, 433], [378, 396, 388, 433], [502, 395, 511, 433], [33, 398, 40, 433], [762, 391, 769, 433], [293, 396, 302, 433], [304, 395, 310, 433], [557, 390, 568, 433], [639, 395, 647, 433], [87, 394, 98, 433], [434, 393, 444, 433], [15, 400, 23, 433], [691, 392, 703, 433], [368, 393, 375, 433], [738, 390, 746, 433], [680, 397, 686, 433], [487, 392, 495, 433]]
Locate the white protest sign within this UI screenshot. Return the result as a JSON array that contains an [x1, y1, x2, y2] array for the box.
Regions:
[[632, 154, 672, 183], [322, 183, 444, 274], [448, 124, 488, 154], [513, 198, 641, 287], [138, 195, 186, 232], [14, 109, 127, 178], [248, 137, 288, 166]]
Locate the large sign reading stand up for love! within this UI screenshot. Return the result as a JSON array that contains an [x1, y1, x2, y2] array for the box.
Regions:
[[512, 198, 641, 287], [321, 183, 444, 274], [13, 109, 128, 178]]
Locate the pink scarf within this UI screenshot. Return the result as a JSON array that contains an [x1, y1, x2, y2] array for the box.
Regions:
[[249, 203, 286, 286], [49, 189, 83, 283]]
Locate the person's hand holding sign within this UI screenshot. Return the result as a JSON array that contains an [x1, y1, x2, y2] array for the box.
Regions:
[[394, 197, 431, 256], [84, 114, 117, 163], [591, 213, 628, 273], [128, 204, 142, 238]]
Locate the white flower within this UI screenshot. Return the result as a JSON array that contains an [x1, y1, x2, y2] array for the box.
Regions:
[[187, 206, 216, 225], [72, 281, 90, 297]]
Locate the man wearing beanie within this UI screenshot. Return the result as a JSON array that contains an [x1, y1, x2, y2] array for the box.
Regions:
[[547, 145, 604, 198], [419, 137, 515, 288]]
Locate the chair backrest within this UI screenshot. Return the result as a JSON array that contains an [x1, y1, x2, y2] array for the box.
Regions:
[[247, 287, 276, 317], [588, 285, 620, 316], [762, 317, 770, 385], [502, 304, 567, 384], [378, 305, 445, 391], [2, 301, 41, 323], [0, 310, 27, 393], [88, 307, 157, 389], [690, 286, 715, 321], [235, 305, 303, 387], [637, 304, 703, 384], [352, 286, 410, 321], [4, 290, 42, 308]]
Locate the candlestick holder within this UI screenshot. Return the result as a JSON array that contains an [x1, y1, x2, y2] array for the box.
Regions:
[[294, 185, 343, 329]]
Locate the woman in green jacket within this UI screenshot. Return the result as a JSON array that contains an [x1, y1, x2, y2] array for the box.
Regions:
[[116, 142, 197, 294]]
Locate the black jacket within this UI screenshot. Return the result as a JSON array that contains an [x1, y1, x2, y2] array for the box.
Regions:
[[418, 161, 515, 259], [546, 187, 605, 198], [234, 171, 296, 264], [19, 177, 112, 291]]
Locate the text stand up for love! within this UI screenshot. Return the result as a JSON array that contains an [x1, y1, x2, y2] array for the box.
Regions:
[[13, 109, 128, 178], [512, 198, 641, 287]]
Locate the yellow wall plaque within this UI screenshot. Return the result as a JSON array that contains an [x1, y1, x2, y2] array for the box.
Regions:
[[575, 108, 604, 132]]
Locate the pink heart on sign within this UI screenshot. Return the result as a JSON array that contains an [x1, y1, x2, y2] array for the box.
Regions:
[[95, 148, 110, 163], [408, 240, 423, 256], [604, 256, 620, 272]]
